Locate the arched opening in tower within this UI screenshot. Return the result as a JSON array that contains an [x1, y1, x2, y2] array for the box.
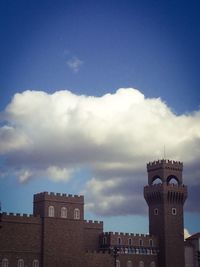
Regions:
[[167, 175, 180, 185]]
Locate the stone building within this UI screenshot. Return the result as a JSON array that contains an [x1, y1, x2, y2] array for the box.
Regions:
[[185, 233, 200, 267], [0, 159, 191, 267]]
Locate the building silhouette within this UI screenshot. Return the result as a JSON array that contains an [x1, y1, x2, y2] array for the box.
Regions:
[[0, 159, 196, 267]]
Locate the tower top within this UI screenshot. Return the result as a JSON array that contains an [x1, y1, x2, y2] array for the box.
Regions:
[[147, 159, 183, 171], [34, 191, 84, 203], [147, 159, 183, 185]]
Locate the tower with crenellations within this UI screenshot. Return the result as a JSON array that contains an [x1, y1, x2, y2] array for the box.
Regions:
[[144, 159, 187, 267]]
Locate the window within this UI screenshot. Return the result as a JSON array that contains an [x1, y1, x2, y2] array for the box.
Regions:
[[48, 206, 55, 217], [127, 260, 132, 267], [128, 238, 132, 246], [103, 236, 107, 245], [74, 208, 80, 219], [154, 208, 158, 215], [116, 260, 120, 267], [118, 237, 122, 245], [139, 261, 144, 267], [149, 239, 153, 247], [172, 208, 177, 215], [32, 260, 39, 267], [61, 207, 67, 218], [151, 262, 155, 267], [18, 259, 24, 267], [139, 239, 143, 246], [2, 258, 9, 267]]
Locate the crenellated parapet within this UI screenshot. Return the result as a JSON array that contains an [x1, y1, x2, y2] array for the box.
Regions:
[[84, 220, 103, 229], [147, 159, 183, 170], [0, 212, 41, 224], [103, 232, 153, 237], [34, 191, 84, 203]]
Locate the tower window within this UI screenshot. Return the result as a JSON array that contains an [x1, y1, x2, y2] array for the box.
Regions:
[[2, 258, 9, 267], [139, 261, 144, 267], [61, 207, 67, 218], [151, 262, 155, 267], [48, 206, 55, 217], [18, 259, 24, 267], [127, 260, 132, 267], [154, 208, 158, 215], [172, 208, 177, 215], [74, 208, 80, 219]]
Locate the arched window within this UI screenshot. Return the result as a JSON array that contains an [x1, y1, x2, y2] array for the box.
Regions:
[[128, 238, 132, 246], [149, 239, 153, 247], [151, 262, 155, 267], [61, 207, 67, 218], [139, 261, 144, 267], [48, 206, 55, 217], [139, 239, 143, 246], [118, 237, 121, 245], [154, 208, 158, 215], [2, 258, 9, 267], [116, 260, 120, 267], [74, 208, 80, 219], [152, 177, 162, 185], [127, 260, 132, 267], [18, 259, 24, 267], [167, 176, 179, 185], [172, 208, 177, 215], [32, 260, 39, 267]]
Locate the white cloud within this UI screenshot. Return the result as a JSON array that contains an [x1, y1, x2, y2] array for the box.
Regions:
[[67, 56, 83, 73], [46, 166, 72, 182], [0, 88, 200, 215], [0, 125, 30, 153], [184, 228, 191, 240], [19, 170, 33, 183]]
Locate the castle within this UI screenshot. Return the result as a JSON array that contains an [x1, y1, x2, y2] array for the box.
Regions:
[[0, 159, 197, 267]]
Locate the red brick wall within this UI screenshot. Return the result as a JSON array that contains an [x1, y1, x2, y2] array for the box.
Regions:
[[0, 213, 41, 266]]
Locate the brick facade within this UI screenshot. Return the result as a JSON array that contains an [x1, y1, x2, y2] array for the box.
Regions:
[[0, 159, 188, 267], [144, 160, 187, 267]]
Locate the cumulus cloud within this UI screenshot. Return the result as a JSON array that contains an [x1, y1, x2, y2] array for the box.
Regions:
[[0, 88, 200, 215], [67, 56, 83, 73]]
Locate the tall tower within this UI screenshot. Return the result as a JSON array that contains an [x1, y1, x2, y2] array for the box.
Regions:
[[144, 160, 187, 267]]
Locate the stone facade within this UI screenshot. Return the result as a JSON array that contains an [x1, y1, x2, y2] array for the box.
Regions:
[[0, 159, 189, 267]]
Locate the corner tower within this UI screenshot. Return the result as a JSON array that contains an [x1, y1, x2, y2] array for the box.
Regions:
[[144, 160, 187, 267]]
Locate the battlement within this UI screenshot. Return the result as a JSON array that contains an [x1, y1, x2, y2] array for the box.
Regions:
[[0, 212, 40, 217], [0, 212, 41, 223], [84, 220, 103, 226], [103, 232, 155, 238], [34, 191, 84, 203], [147, 159, 183, 171]]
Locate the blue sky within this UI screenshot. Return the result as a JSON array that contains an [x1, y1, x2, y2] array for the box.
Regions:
[[0, 0, 200, 235]]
